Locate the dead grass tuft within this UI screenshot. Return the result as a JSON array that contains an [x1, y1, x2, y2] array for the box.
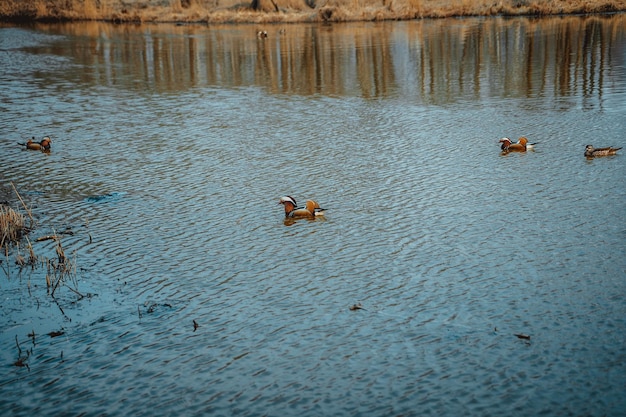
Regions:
[[1, 205, 25, 249]]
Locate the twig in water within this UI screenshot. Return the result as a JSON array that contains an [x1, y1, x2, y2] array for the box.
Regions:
[[36, 235, 58, 242], [14, 335, 30, 370]]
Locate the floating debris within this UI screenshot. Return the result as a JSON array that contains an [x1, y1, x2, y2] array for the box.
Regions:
[[146, 302, 173, 314], [349, 303, 365, 311], [13, 358, 29, 368], [514, 333, 531, 340]]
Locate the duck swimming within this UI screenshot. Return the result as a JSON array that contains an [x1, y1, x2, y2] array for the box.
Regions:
[[584, 145, 621, 157], [18, 136, 52, 151], [499, 137, 537, 152], [279, 196, 326, 219]]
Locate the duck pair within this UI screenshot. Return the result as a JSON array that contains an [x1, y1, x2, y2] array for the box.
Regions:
[[279, 196, 325, 219], [499, 137, 622, 157], [584, 145, 621, 158], [18, 136, 52, 151], [499, 137, 537, 153]]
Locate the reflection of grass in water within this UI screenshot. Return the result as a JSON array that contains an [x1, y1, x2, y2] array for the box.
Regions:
[[45, 232, 79, 298], [0, 0, 623, 23], [5, 230, 81, 371]]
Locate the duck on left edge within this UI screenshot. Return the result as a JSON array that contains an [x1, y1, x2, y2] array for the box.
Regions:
[[279, 196, 326, 219], [18, 136, 52, 151]]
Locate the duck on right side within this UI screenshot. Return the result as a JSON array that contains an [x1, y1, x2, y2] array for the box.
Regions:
[[584, 145, 621, 158]]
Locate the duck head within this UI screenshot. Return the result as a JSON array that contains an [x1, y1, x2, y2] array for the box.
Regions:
[[279, 196, 298, 216], [499, 138, 512, 150], [40, 136, 52, 150]]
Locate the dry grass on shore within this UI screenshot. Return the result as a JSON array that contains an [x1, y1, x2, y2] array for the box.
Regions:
[[0, 0, 624, 23], [1, 184, 81, 300]]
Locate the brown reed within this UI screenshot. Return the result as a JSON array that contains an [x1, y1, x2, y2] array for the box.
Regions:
[[0, 205, 25, 250]]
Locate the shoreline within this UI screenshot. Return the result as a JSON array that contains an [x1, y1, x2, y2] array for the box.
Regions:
[[1, 0, 624, 24]]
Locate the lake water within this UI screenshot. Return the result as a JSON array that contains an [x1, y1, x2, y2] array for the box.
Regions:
[[1, 14, 625, 416]]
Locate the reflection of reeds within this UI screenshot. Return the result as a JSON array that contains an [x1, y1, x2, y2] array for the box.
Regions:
[[13, 238, 39, 268], [45, 234, 81, 298], [26, 238, 37, 265]]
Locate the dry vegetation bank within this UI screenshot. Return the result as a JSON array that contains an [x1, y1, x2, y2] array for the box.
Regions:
[[0, 0, 624, 23], [1, 183, 82, 309]]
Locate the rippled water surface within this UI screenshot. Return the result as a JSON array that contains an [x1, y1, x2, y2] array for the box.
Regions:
[[1, 15, 625, 416]]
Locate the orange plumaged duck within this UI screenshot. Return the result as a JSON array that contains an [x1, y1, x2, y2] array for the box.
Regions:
[[18, 136, 52, 151], [499, 137, 537, 153], [279, 196, 326, 219]]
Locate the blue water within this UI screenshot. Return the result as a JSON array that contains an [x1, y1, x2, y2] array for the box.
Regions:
[[1, 16, 625, 416]]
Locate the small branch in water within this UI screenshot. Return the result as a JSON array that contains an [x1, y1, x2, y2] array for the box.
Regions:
[[66, 285, 85, 300], [15, 335, 22, 357], [14, 335, 30, 370], [52, 298, 70, 321], [36, 235, 58, 242], [28, 330, 36, 346]]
